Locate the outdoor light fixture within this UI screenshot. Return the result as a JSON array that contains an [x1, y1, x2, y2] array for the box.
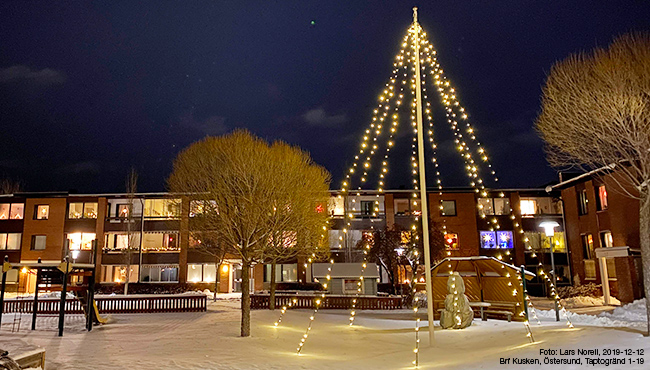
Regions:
[[222, 264, 229, 273], [71, 250, 80, 260], [539, 221, 560, 237]]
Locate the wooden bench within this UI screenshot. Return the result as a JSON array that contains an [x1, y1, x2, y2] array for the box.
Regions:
[[484, 310, 513, 322]]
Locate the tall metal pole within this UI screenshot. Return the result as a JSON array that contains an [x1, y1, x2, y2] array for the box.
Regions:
[[413, 6, 435, 345], [548, 235, 559, 321]]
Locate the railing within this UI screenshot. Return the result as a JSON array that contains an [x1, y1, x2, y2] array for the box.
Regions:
[[2, 294, 207, 314], [250, 294, 402, 310]]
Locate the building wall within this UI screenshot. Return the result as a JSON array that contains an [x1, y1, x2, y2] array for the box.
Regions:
[[20, 198, 67, 262]]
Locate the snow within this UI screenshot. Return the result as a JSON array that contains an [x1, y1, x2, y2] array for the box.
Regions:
[[535, 299, 647, 330], [1, 298, 648, 369], [560, 295, 621, 308]]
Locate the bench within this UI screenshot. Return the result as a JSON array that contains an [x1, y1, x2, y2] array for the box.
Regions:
[[484, 309, 513, 322]]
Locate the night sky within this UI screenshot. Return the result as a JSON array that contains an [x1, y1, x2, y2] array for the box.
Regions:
[[1, 1, 648, 193]]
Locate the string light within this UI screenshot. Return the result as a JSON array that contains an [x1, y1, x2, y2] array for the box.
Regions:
[[274, 297, 298, 327], [413, 296, 420, 367], [296, 259, 334, 354]]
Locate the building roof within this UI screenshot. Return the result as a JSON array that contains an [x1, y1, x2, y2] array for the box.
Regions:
[[312, 262, 380, 279], [547, 164, 617, 192]]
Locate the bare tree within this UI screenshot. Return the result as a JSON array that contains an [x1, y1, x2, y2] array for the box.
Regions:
[[0, 178, 22, 194], [122, 168, 139, 295], [188, 214, 230, 301], [535, 33, 650, 335], [168, 130, 330, 337], [360, 226, 403, 295]]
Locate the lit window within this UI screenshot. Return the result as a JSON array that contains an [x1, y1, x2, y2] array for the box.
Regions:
[[142, 232, 179, 252], [140, 265, 179, 282], [480, 231, 514, 249], [0, 204, 9, 220], [596, 185, 608, 211], [144, 199, 181, 218], [600, 231, 613, 248], [68, 232, 96, 251], [328, 197, 345, 216], [0, 233, 21, 250], [478, 198, 494, 215], [520, 199, 537, 216], [118, 204, 131, 218], [84, 203, 98, 218], [35, 205, 49, 220], [31, 235, 46, 250], [440, 200, 456, 216], [496, 231, 514, 249], [581, 234, 594, 259], [493, 198, 510, 215], [480, 231, 496, 249], [444, 233, 459, 249], [101, 265, 139, 283], [189, 200, 217, 217], [9, 204, 24, 219]]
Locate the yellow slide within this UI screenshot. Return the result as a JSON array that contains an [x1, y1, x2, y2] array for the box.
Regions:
[[93, 300, 108, 324]]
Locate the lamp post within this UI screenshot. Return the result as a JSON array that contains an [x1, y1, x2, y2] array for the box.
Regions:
[[540, 221, 560, 321]]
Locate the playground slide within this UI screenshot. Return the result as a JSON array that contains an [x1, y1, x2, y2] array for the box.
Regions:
[[93, 301, 108, 324]]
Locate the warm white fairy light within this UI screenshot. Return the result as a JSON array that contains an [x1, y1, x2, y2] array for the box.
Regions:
[[349, 244, 370, 326], [296, 259, 334, 354], [413, 295, 420, 367], [514, 270, 535, 342], [274, 297, 298, 327]]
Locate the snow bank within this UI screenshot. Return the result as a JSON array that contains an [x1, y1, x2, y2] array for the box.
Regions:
[[536, 299, 646, 329], [560, 295, 620, 308]]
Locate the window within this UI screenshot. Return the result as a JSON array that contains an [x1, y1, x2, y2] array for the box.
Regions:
[[104, 233, 140, 252], [360, 201, 373, 216], [189, 200, 218, 217], [493, 198, 510, 215], [68, 202, 98, 219], [520, 199, 537, 216], [101, 265, 139, 283], [68, 232, 96, 251], [478, 198, 494, 215], [394, 199, 410, 215], [581, 234, 594, 259], [117, 204, 131, 218], [600, 231, 613, 248], [440, 200, 456, 216], [328, 197, 345, 216], [188, 264, 218, 283], [263, 263, 298, 283], [578, 189, 588, 215], [0, 233, 21, 250], [478, 198, 510, 216], [35, 205, 49, 220], [31, 235, 46, 250], [480, 231, 514, 249], [142, 232, 179, 252], [444, 233, 459, 249], [0, 203, 24, 220], [144, 199, 181, 218], [140, 265, 179, 282], [596, 185, 608, 211]]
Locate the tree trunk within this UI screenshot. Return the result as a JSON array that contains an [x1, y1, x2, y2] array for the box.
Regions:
[[639, 193, 650, 337], [124, 250, 130, 295], [269, 262, 277, 310], [214, 260, 221, 302], [240, 260, 251, 337]]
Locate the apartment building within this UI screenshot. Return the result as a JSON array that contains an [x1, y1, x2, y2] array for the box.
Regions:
[[1, 188, 566, 297], [551, 171, 644, 303]]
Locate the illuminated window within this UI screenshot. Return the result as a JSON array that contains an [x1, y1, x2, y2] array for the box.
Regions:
[[328, 196, 345, 216], [0, 233, 21, 250], [144, 199, 181, 218], [480, 231, 514, 249], [142, 232, 179, 252], [581, 234, 594, 259], [189, 200, 217, 217], [117, 204, 131, 218], [101, 265, 139, 283], [477, 198, 494, 215], [68, 203, 84, 219], [596, 185, 608, 211], [31, 235, 46, 250], [441, 200, 456, 216], [35, 205, 49, 220], [493, 198, 510, 215], [84, 203, 98, 218], [394, 199, 410, 215], [263, 263, 298, 283], [600, 231, 613, 248], [1, 203, 24, 220], [520, 199, 537, 216], [104, 233, 140, 252], [10, 204, 24, 219], [444, 233, 459, 249], [68, 232, 96, 251]]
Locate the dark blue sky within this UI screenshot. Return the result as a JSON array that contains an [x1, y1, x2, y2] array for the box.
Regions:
[[1, 1, 648, 193]]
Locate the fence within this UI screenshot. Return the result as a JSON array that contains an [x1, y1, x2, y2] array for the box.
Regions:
[[2, 294, 207, 314], [250, 294, 402, 310]]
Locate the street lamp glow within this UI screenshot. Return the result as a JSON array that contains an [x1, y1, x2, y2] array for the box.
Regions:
[[539, 221, 560, 237]]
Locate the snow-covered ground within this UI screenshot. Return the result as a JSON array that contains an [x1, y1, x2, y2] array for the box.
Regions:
[[1, 298, 648, 369]]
